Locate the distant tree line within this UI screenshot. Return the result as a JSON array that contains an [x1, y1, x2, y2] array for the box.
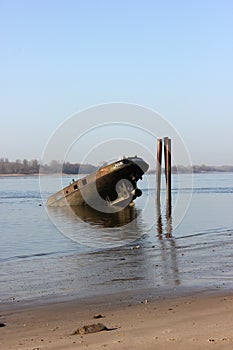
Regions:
[[172, 164, 233, 173], [0, 158, 40, 174], [147, 164, 233, 174], [1, 158, 233, 175], [0, 158, 97, 174]]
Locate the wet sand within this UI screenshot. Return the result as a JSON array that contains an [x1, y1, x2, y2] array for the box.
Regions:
[[1, 292, 233, 350]]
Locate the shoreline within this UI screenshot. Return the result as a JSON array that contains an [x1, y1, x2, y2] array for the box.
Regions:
[[1, 290, 233, 350], [1, 170, 233, 177], [0, 173, 83, 177]]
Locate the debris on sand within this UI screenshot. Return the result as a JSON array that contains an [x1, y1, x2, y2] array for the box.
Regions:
[[0, 323, 6, 327], [208, 338, 215, 342], [72, 323, 114, 335], [93, 314, 105, 319]]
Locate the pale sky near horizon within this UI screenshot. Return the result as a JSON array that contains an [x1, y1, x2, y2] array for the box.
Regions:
[[0, 0, 233, 166]]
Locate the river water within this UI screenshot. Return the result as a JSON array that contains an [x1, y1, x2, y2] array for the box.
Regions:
[[0, 173, 233, 305]]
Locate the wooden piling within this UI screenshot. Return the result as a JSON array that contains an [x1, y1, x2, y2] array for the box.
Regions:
[[164, 137, 172, 217], [156, 138, 163, 205]]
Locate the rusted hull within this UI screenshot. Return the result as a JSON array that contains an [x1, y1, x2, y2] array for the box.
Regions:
[[46, 156, 149, 208]]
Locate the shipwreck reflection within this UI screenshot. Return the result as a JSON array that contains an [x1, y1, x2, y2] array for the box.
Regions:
[[47, 205, 144, 248], [70, 204, 140, 228]]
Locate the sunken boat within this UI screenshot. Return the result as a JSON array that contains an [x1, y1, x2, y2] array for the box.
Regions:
[[46, 156, 149, 209]]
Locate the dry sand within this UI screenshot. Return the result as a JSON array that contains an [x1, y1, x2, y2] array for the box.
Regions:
[[1, 292, 233, 350]]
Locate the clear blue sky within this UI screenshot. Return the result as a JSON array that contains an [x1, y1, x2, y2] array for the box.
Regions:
[[0, 0, 233, 165]]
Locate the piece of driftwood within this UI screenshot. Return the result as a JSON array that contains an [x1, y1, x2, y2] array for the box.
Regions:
[[72, 323, 115, 335]]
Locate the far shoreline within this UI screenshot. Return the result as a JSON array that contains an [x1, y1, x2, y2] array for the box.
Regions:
[[1, 171, 233, 177], [0, 173, 88, 177]]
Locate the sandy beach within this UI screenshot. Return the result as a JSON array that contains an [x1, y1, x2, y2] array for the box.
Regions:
[[1, 292, 233, 350]]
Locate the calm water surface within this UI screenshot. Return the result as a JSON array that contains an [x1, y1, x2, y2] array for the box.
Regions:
[[0, 173, 232, 304]]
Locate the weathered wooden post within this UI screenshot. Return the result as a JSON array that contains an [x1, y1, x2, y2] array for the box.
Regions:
[[156, 138, 163, 205], [164, 137, 172, 217]]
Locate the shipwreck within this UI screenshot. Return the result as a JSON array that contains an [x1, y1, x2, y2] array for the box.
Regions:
[[46, 156, 149, 209]]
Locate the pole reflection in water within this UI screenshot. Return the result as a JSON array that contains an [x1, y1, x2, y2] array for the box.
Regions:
[[155, 201, 180, 286], [156, 195, 172, 238]]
